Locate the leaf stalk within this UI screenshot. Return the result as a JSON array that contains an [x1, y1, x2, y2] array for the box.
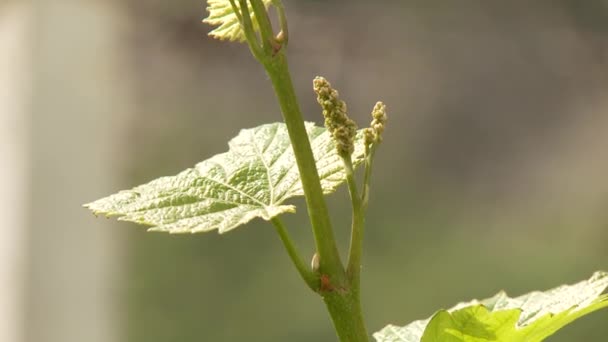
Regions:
[[271, 217, 317, 291], [343, 154, 365, 291]]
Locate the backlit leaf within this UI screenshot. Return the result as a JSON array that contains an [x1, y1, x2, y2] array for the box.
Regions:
[[85, 122, 365, 234], [374, 271, 608, 342]]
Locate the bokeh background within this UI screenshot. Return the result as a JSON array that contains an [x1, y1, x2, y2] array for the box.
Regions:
[[1, 0, 607, 341]]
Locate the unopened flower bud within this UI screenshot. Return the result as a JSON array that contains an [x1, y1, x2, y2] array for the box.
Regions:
[[311, 252, 320, 272], [313, 76, 357, 157], [364, 127, 375, 147], [367, 101, 387, 144]]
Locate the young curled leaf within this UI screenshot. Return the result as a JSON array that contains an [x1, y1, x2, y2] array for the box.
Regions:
[[203, 0, 272, 42]]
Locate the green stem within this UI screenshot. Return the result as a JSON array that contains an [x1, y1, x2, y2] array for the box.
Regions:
[[362, 146, 376, 210], [238, 2, 369, 340], [271, 217, 317, 291], [272, 0, 289, 44], [323, 290, 369, 342], [264, 51, 369, 342], [263, 51, 345, 281], [343, 154, 365, 291], [233, 0, 263, 61], [249, 0, 277, 54]]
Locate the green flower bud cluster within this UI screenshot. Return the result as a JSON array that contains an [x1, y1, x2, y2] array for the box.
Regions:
[[364, 101, 387, 146], [313, 76, 357, 156]]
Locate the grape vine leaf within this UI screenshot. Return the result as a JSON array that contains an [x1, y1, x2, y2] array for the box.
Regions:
[[84, 122, 365, 234], [374, 271, 608, 342], [203, 0, 272, 42]]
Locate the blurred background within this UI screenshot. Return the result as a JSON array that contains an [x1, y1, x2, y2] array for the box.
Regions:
[[1, 0, 607, 341]]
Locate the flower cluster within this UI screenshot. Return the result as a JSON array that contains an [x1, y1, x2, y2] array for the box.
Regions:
[[313, 76, 357, 157], [364, 101, 387, 146]]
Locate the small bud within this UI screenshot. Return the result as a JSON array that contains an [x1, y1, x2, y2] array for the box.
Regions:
[[313, 76, 357, 157], [311, 252, 320, 272], [364, 127, 375, 147], [276, 30, 286, 44], [367, 101, 387, 144]]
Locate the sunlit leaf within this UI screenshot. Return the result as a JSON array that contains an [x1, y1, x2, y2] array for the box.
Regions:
[[374, 271, 608, 342], [85, 122, 365, 234]]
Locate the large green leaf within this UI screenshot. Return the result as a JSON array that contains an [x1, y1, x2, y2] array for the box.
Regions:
[[374, 271, 608, 342], [85, 122, 365, 234]]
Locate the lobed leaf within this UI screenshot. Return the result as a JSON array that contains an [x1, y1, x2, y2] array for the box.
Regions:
[[85, 122, 365, 234], [374, 271, 608, 342], [203, 0, 272, 42]]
